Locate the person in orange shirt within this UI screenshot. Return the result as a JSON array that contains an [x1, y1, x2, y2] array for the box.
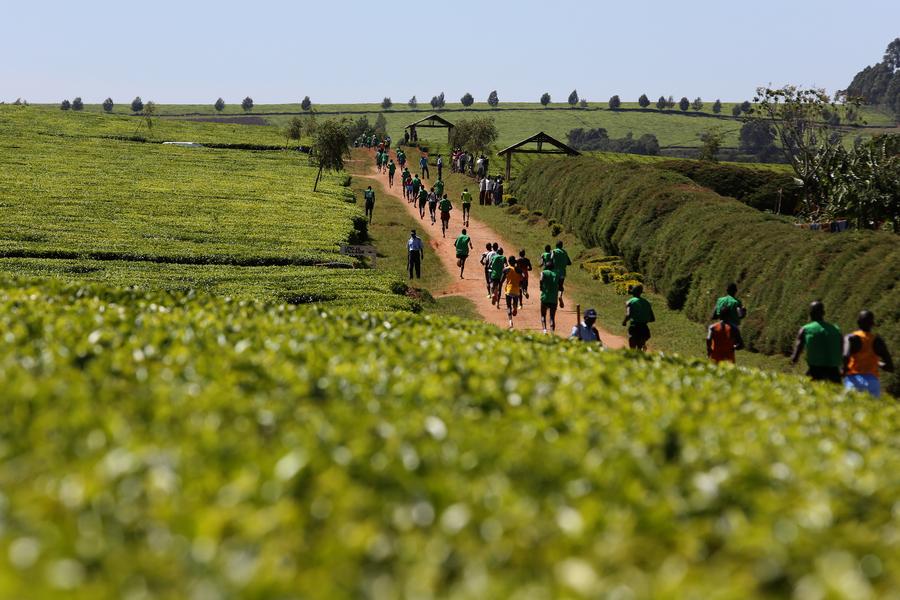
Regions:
[[844, 310, 894, 398], [707, 319, 744, 364], [500, 256, 524, 329]]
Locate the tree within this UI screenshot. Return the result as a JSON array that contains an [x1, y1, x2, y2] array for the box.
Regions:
[[691, 97, 703, 111], [285, 117, 304, 143], [461, 92, 474, 107], [751, 85, 863, 219], [609, 95, 621, 110], [449, 117, 499, 155], [740, 100, 752, 113], [72, 97, 84, 111], [712, 99, 722, 114], [579, 98, 588, 108], [241, 97, 254, 112], [487, 90, 499, 108], [698, 127, 723, 162], [102, 97, 114, 112], [679, 97, 690, 112], [408, 96, 418, 110], [883, 37, 900, 71], [540, 92, 551, 107], [437, 92, 445, 108], [310, 119, 350, 192], [828, 135, 900, 231], [739, 119, 777, 160], [381, 97, 393, 110], [568, 89, 579, 107], [301, 96, 312, 111], [131, 96, 144, 113], [638, 94, 650, 108], [667, 95, 676, 108], [731, 103, 743, 117], [656, 96, 667, 110], [373, 113, 388, 137], [60, 99, 71, 111], [214, 98, 225, 113]]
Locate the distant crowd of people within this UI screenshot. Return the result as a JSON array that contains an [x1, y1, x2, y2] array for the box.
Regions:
[[362, 134, 894, 399]]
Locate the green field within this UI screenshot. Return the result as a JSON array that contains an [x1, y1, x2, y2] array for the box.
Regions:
[[0, 105, 414, 310], [2, 276, 899, 598]]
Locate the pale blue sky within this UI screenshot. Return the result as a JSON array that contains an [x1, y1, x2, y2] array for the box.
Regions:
[[1, 0, 897, 104]]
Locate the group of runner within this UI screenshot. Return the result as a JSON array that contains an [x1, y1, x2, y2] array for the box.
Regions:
[[369, 136, 895, 398]]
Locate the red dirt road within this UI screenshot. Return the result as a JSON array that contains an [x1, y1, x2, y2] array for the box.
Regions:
[[361, 162, 626, 348]]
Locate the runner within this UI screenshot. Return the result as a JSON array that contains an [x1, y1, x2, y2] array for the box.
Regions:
[[712, 283, 746, 330], [434, 178, 445, 201], [540, 244, 553, 269], [622, 284, 655, 351], [552, 241, 572, 308], [419, 154, 430, 179], [791, 301, 842, 383], [427, 188, 439, 225], [387, 158, 396, 187], [460, 187, 473, 227], [500, 256, 524, 328], [707, 318, 744, 364], [479, 175, 488, 205], [480, 243, 495, 296], [417, 185, 428, 219], [843, 310, 894, 397], [407, 230, 424, 280], [375, 149, 383, 173], [454, 228, 473, 278], [403, 170, 413, 201], [517, 250, 533, 302], [363, 185, 375, 224], [411, 174, 422, 204], [397, 148, 407, 169], [437, 154, 444, 180], [489, 248, 507, 307], [540, 259, 559, 334], [438, 194, 453, 238], [571, 308, 602, 343]]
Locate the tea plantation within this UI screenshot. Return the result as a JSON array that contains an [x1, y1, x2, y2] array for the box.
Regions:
[[1, 277, 898, 599]]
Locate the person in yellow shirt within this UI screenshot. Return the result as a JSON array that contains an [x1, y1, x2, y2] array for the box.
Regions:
[[460, 188, 473, 227], [844, 310, 894, 398], [500, 256, 524, 329]]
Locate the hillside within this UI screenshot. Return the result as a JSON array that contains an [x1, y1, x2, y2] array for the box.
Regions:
[[1, 277, 898, 598]]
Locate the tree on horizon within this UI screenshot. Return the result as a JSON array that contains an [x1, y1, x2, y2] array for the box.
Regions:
[[301, 96, 312, 111], [103, 97, 114, 113], [609, 95, 621, 110], [487, 90, 499, 108], [540, 92, 551, 107], [638, 94, 650, 108], [241, 97, 254, 112], [568, 90, 579, 107], [214, 98, 225, 112], [461, 92, 474, 107]]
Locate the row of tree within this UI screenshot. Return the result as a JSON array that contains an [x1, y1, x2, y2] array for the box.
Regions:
[[60, 97, 145, 113]]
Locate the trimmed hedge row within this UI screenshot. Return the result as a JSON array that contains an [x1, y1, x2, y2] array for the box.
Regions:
[[513, 157, 900, 392], [657, 159, 802, 215]]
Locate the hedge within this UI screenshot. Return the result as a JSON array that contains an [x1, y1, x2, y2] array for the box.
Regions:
[[657, 159, 801, 215], [513, 157, 900, 392]]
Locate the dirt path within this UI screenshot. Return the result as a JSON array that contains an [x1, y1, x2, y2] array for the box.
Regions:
[[360, 159, 626, 348]]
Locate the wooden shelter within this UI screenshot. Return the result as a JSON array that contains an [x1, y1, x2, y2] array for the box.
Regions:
[[404, 113, 455, 144], [497, 132, 580, 180]]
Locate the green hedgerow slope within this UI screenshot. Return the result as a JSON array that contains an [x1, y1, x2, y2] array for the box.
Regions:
[[1, 277, 898, 598], [512, 157, 900, 393]]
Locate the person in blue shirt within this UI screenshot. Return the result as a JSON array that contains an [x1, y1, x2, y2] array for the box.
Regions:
[[419, 155, 430, 179], [407, 230, 424, 279]]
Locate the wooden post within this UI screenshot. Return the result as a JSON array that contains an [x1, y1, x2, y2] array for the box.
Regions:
[[505, 153, 512, 181], [576, 305, 581, 340]]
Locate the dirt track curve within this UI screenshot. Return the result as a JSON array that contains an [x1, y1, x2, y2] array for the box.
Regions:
[[360, 159, 626, 348]]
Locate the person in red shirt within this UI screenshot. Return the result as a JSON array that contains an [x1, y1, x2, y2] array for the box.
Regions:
[[707, 319, 744, 364]]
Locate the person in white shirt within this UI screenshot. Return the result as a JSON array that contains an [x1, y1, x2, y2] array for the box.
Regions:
[[479, 175, 488, 205], [571, 308, 603, 344], [407, 230, 424, 279]]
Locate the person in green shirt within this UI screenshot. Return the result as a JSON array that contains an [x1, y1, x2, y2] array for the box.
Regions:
[[375, 150, 383, 173], [551, 241, 572, 308], [411, 175, 422, 200], [387, 160, 396, 188], [461, 188, 473, 227], [454, 228, 473, 278], [363, 186, 375, 224], [540, 259, 559, 334], [712, 282, 746, 329], [791, 301, 843, 383], [540, 244, 553, 270], [622, 284, 655, 351], [434, 179, 444, 198], [438, 194, 453, 238], [417, 187, 429, 219], [490, 248, 507, 306]]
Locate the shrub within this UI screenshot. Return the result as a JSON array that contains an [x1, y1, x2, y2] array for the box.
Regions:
[[731, 103, 743, 117], [72, 97, 84, 111], [579, 98, 588, 108], [712, 99, 722, 114], [691, 97, 703, 111], [381, 97, 393, 110], [551, 223, 563, 236], [513, 156, 900, 393], [60, 99, 71, 111]]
